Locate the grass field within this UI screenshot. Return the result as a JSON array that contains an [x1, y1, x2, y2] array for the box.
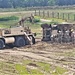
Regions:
[[0, 8, 75, 27], [35, 9, 75, 23], [0, 59, 68, 75]]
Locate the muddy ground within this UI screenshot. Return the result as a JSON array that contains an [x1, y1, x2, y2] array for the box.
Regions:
[[0, 38, 75, 75]]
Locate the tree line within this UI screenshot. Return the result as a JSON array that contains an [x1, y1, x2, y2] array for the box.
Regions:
[[0, 0, 75, 8]]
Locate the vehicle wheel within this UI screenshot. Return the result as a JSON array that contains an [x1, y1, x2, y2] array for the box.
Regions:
[[29, 36, 35, 44], [15, 37, 26, 47], [0, 39, 5, 49]]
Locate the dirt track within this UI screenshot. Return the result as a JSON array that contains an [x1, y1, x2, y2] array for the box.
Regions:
[[0, 39, 75, 75]]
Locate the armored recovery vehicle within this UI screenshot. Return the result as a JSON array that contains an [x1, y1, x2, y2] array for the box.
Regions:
[[0, 16, 35, 49]]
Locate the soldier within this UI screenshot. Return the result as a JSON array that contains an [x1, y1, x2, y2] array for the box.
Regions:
[[71, 30, 75, 44], [69, 29, 73, 37], [64, 30, 70, 43], [57, 30, 63, 43]]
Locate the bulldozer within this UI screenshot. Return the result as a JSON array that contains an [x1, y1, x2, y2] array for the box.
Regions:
[[0, 16, 35, 49]]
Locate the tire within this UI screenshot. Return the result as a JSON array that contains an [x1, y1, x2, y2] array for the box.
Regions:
[[15, 37, 26, 47], [0, 39, 5, 49], [29, 36, 35, 44]]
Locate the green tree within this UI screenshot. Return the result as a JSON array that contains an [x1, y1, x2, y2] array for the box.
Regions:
[[0, 0, 75, 8]]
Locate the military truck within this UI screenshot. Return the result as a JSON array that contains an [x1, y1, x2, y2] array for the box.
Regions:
[[0, 16, 35, 49]]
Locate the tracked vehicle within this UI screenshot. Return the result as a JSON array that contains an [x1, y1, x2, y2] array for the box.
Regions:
[[41, 23, 75, 43], [0, 16, 35, 49]]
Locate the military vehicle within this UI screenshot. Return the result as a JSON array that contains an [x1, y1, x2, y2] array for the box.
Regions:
[[41, 23, 75, 43], [0, 16, 35, 49]]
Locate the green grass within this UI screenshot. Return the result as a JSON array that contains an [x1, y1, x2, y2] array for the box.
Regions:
[[0, 62, 18, 74], [0, 60, 68, 75], [15, 64, 29, 75], [0, 16, 19, 21], [35, 9, 75, 22], [37, 62, 51, 72], [52, 66, 67, 75], [35, 16, 65, 23], [0, 20, 18, 28], [0, 15, 19, 28], [36, 62, 68, 75], [15, 60, 44, 75], [30, 69, 43, 75]]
